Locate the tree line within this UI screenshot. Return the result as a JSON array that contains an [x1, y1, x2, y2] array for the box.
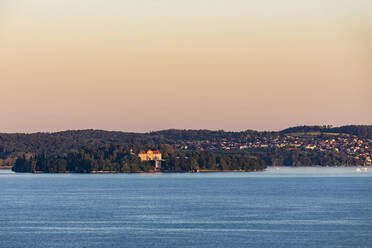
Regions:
[[1, 125, 371, 160], [11, 145, 364, 173], [280, 125, 372, 138], [249, 148, 362, 166], [12, 144, 267, 173]]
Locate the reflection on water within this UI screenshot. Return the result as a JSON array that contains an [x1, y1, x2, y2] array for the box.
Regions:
[[0, 167, 371, 248]]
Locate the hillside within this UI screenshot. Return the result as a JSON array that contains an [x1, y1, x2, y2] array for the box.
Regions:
[[280, 125, 372, 138], [1, 125, 371, 167]]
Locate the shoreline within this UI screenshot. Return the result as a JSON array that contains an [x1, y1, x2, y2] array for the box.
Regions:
[[6, 165, 371, 174], [28, 169, 264, 174], [0, 166, 13, 169]]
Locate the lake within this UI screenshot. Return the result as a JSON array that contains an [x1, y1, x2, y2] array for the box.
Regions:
[[0, 167, 371, 248]]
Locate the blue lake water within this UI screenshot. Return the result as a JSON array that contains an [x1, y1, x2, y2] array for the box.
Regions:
[[0, 167, 371, 248]]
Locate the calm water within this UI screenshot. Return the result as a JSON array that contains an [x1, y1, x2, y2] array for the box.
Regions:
[[0, 167, 371, 248]]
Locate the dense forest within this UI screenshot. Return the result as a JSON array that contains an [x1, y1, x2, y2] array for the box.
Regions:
[[280, 125, 372, 138], [11, 145, 357, 173], [1, 125, 371, 159], [12, 144, 266, 173], [0, 129, 264, 159]]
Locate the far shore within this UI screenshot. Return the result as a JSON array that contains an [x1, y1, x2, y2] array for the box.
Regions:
[[29, 170, 262, 174], [5, 165, 371, 174], [0, 166, 13, 169]]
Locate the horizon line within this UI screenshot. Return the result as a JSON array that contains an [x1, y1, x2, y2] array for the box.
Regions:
[[1, 124, 371, 135]]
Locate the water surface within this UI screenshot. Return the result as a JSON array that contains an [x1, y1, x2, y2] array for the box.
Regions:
[[0, 167, 371, 247]]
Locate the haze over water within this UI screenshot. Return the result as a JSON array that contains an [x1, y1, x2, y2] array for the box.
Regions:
[[1, 167, 371, 248]]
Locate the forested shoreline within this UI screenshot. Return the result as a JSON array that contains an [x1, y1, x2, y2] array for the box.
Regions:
[[12, 145, 266, 173], [2, 125, 371, 172]]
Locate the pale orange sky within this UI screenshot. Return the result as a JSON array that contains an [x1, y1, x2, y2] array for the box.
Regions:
[[1, 0, 371, 133]]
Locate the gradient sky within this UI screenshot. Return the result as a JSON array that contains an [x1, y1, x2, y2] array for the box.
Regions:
[[1, 0, 371, 133]]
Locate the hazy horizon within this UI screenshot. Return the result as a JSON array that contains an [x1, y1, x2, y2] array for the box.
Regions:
[[1, 0, 371, 133], [0, 123, 371, 135]]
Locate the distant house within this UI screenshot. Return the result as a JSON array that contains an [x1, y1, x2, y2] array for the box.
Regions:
[[138, 150, 162, 161], [305, 145, 316, 150], [138, 150, 162, 169]]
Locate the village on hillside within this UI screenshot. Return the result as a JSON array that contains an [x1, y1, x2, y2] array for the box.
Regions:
[[173, 134, 372, 166]]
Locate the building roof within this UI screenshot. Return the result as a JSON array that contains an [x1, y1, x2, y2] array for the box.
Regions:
[[138, 150, 161, 155]]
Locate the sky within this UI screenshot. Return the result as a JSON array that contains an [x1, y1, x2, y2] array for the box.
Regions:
[[1, 0, 371, 133]]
